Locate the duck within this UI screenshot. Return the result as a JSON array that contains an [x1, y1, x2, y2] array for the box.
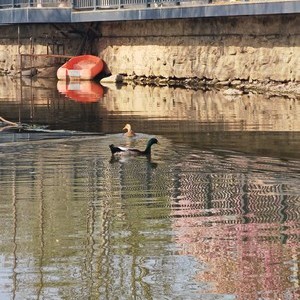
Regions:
[[110, 138, 158, 156], [123, 123, 136, 137]]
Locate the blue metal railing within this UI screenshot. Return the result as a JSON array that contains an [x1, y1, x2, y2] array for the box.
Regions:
[[0, 0, 296, 10]]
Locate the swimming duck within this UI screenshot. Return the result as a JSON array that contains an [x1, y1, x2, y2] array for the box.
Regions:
[[110, 138, 158, 156], [123, 123, 136, 137]]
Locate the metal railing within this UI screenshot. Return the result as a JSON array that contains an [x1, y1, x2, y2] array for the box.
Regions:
[[78, 0, 149, 9], [73, 0, 160, 9], [0, 0, 70, 8], [0, 0, 297, 10]]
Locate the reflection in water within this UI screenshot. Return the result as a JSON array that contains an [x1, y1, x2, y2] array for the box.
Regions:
[[0, 136, 299, 299], [1, 76, 299, 134], [0, 77, 299, 299], [57, 80, 104, 103], [1, 76, 299, 157], [171, 151, 300, 299], [101, 85, 300, 132]]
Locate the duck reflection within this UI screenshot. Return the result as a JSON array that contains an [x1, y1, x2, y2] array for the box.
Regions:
[[109, 137, 160, 205], [109, 153, 158, 169]]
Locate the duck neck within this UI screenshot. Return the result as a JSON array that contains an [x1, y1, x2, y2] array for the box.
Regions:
[[143, 143, 152, 155]]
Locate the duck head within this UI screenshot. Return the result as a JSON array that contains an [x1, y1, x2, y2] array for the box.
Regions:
[[123, 124, 132, 131], [147, 138, 158, 147]]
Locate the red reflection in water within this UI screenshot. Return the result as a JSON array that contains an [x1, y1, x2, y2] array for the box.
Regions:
[[173, 215, 299, 300], [57, 80, 104, 103]]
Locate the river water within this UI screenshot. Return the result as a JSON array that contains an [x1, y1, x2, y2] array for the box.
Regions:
[[0, 76, 299, 299]]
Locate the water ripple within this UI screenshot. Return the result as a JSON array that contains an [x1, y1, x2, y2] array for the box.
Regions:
[[0, 135, 299, 299]]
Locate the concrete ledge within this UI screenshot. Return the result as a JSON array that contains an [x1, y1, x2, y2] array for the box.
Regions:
[[0, 8, 71, 24], [0, 2, 299, 24], [72, 2, 300, 22]]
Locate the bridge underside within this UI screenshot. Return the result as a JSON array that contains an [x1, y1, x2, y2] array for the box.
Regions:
[[0, 1, 299, 24]]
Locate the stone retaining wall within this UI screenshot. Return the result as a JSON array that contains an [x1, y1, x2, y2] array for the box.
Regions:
[[0, 24, 84, 75], [98, 15, 300, 84], [0, 15, 299, 90]]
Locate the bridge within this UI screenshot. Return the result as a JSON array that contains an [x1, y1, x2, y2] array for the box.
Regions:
[[0, 0, 299, 24]]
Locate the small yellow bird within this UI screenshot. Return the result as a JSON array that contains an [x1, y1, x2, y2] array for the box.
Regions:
[[123, 123, 136, 137]]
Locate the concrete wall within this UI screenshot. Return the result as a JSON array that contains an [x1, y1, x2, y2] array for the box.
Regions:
[[98, 15, 300, 83], [0, 24, 89, 74], [0, 14, 299, 85]]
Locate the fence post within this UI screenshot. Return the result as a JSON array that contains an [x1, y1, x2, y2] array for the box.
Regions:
[[118, 0, 124, 9]]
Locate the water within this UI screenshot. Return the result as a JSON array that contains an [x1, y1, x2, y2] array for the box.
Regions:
[[0, 76, 299, 299]]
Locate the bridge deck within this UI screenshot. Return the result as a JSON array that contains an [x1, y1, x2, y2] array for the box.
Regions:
[[0, 1, 299, 24]]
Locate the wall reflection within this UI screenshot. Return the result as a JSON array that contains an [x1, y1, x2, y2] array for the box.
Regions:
[[101, 84, 300, 131], [0, 76, 299, 133], [0, 139, 178, 299], [170, 152, 300, 299], [0, 137, 299, 299], [0, 76, 299, 298]]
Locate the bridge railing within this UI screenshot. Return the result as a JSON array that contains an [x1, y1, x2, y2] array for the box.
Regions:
[[0, 0, 67, 9], [6, 0, 206, 9], [72, 0, 180, 9], [0, 0, 70, 8], [0, 0, 296, 10], [72, 0, 229, 9]]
